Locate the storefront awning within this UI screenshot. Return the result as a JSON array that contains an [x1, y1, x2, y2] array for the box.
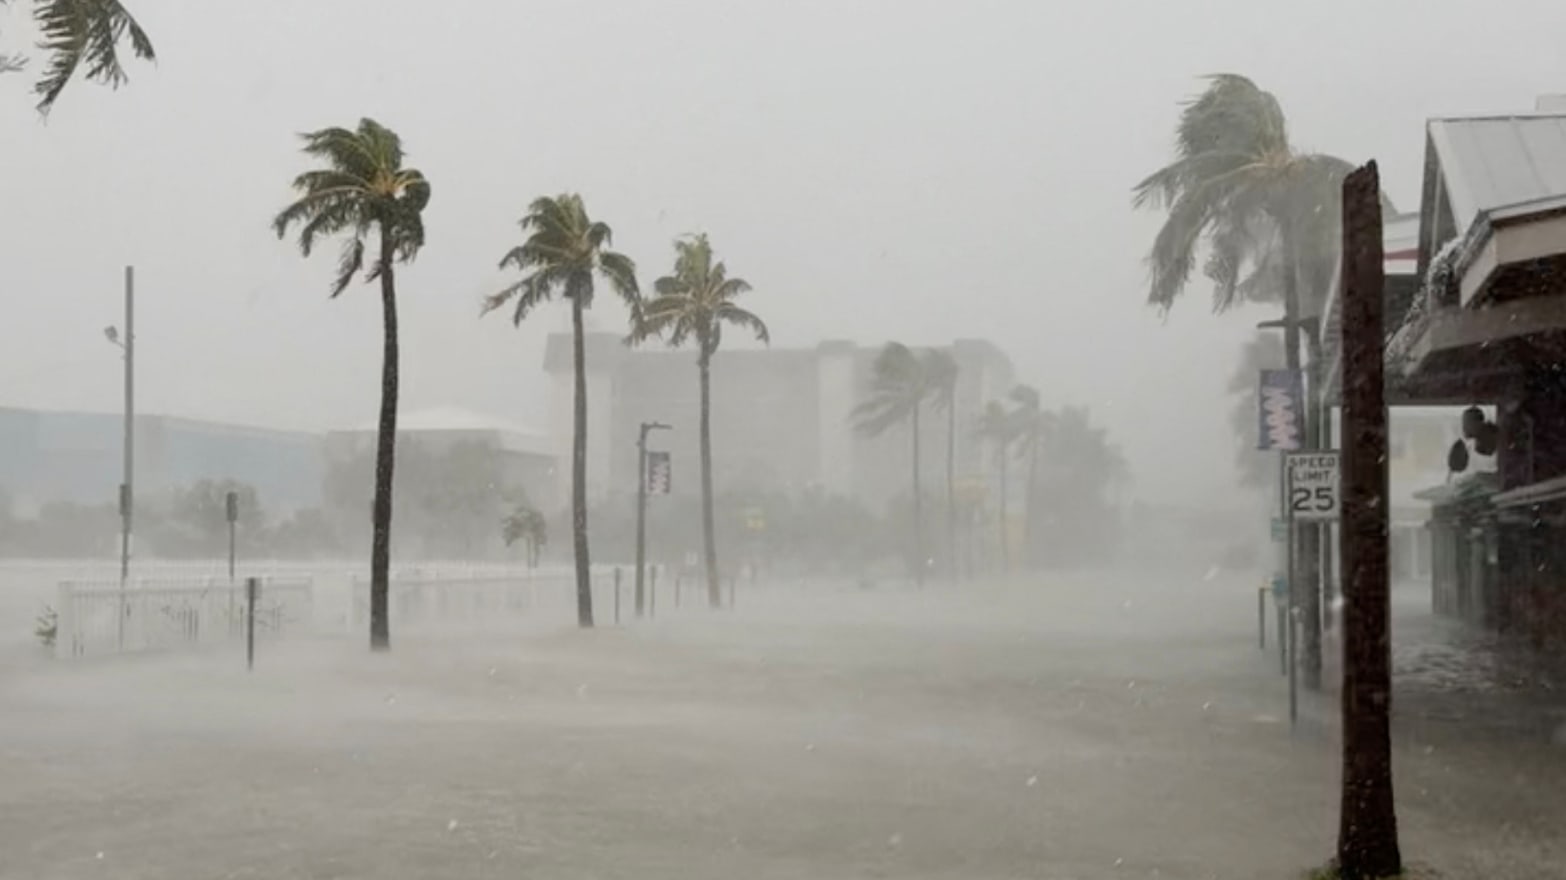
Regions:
[[1492, 474, 1566, 509]]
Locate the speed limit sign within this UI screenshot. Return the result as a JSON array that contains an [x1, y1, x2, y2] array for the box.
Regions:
[[1284, 452, 1340, 521]]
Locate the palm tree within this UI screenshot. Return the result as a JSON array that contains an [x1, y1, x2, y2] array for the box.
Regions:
[[975, 401, 1016, 573], [630, 233, 766, 608], [1008, 384, 1052, 568], [501, 502, 548, 569], [1133, 73, 1354, 691], [4, 0, 155, 113], [853, 342, 930, 586], [273, 119, 430, 652], [922, 349, 960, 583], [484, 194, 638, 628]]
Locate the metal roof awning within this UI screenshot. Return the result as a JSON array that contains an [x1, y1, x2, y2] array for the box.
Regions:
[[1426, 114, 1566, 236], [1493, 474, 1566, 509], [1412, 471, 1500, 506]]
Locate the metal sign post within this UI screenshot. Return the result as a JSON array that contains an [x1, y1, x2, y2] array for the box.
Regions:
[[1282, 451, 1342, 728]]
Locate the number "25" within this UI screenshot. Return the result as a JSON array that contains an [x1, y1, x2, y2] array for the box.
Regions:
[[1289, 487, 1334, 512]]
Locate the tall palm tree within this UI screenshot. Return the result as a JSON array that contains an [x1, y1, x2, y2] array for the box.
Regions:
[[922, 349, 960, 583], [853, 342, 930, 586], [1133, 73, 1354, 691], [273, 118, 431, 652], [4, 0, 155, 113], [630, 233, 767, 608], [975, 401, 1016, 573], [1008, 384, 1052, 568], [484, 194, 638, 628]]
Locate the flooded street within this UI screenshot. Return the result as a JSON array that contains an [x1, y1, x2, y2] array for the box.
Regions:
[[4, 567, 1560, 879]]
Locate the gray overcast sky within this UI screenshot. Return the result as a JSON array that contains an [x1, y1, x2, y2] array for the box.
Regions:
[[2, 0, 1563, 505]]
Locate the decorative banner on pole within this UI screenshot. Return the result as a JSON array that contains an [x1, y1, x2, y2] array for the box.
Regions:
[[1257, 369, 1305, 451], [646, 451, 671, 495]]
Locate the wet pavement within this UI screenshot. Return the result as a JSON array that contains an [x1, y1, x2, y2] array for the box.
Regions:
[[0, 567, 1561, 879]]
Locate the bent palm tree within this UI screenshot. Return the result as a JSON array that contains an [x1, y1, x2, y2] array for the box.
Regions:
[[975, 401, 1016, 573], [4, 0, 155, 113], [854, 342, 930, 585], [273, 118, 431, 652], [922, 349, 960, 583], [484, 194, 638, 628], [630, 234, 767, 608], [1134, 73, 1355, 691]]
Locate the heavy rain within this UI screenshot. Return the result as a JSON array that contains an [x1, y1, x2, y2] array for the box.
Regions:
[[3, 2, 1566, 878]]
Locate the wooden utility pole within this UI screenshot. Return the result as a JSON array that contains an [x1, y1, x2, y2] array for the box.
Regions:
[[1336, 160, 1402, 880]]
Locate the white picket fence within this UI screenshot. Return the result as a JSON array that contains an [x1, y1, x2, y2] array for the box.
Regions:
[[53, 575, 315, 660], [348, 565, 665, 632]]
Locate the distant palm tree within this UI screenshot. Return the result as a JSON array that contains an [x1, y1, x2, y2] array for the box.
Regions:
[[273, 118, 430, 652], [853, 342, 930, 585], [975, 401, 1017, 572], [501, 502, 548, 569], [922, 349, 960, 583], [6, 0, 155, 113], [631, 234, 766, 608], [1008, 384, 1051, 568], [484, 194, 638, 628]]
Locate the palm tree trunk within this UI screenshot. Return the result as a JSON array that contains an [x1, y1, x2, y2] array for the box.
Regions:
[[1301, 325, 1326, 687], [946, 398, 957, 585], [368, 234, 398, 652], [997, 443, 1009, 573], [570, 295, 594, 628], [699, 352, 721, 607], [910, 403, 924, 587], [1025, 439, 1039, 569], [1280, 228, 1322, 690]]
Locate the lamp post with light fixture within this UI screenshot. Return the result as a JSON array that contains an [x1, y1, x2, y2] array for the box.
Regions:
[[635, 421, 672, 616], [104, 267, 134, 650]]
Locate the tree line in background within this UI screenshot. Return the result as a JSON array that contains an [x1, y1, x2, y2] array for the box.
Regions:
[[854, 342, 1128, 583]]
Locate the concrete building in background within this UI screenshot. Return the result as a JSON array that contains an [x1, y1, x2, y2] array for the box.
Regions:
[[324, 407, 559, 513], [0, 406, 325, 515], [542, 334, 1016, 508]]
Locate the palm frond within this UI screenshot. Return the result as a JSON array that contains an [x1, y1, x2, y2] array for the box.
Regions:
[[597, 249, 639, 303], [330, 238, 366, 298], [715, 303, 769, 345], [852, 394, 910, 437], [32, 0, 155, 114], [628, 293, 695, 344]]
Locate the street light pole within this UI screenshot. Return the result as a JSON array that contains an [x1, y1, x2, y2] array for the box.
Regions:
[[120, 266, 134, 590], [635, 421, 670, 617]]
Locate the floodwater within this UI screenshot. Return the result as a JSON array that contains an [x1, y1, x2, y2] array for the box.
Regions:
[[1, 564, 1563, 879]]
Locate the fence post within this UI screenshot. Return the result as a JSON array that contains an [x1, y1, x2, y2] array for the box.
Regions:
[[56, 582, 76, 660], [1258, 586, 1267, 651], [246, 577, 258, 671], [614, 567, 622, 624], [1278, 604, 1287, 675]]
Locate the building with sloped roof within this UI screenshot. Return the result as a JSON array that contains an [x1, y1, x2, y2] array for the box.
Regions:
[[1341, 100, 1566, 641]]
